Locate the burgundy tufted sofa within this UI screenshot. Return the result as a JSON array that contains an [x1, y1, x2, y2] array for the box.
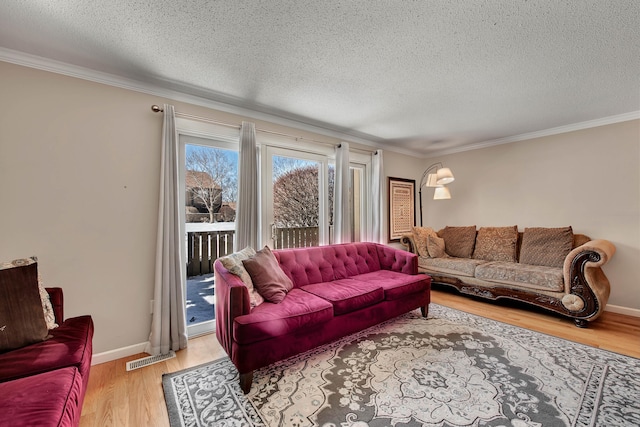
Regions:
[[215, 242, 431, 393], [0, 288, 94, 426]]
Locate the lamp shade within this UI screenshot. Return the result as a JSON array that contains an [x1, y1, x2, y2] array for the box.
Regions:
[[433, 186, 451, 200], [436, 167, 455, 185], [425, 173, 439, 187]]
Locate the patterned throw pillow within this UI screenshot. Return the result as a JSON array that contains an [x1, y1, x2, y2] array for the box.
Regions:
[[472, 226, 519, 262], [412, 227, 438, 257], [37, 277, 59, 330], [0, 257, 49, 352], [439, 226, 477, 258], [519, 227, 574, 268], [220, 247, 265, 308], [427, 235, 447, 258]]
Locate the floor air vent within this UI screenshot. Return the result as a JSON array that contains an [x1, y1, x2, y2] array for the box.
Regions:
[[126, 350, 176, 371]]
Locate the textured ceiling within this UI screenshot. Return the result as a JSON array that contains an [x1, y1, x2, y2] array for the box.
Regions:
[[1, 1, 638, 156]]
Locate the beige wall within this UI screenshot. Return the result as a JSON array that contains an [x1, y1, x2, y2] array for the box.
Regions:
[[0, 61, 353, 355], [1, 62, 162, 355], [381, 150, 430, 245], [1, 60, 638, 358], [420, 120, 640, 310]]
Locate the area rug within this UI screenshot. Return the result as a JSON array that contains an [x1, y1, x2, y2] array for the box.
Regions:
[[162, 304, 640, 426]]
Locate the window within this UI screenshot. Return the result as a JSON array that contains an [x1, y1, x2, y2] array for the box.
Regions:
[[175, 116, 375, 337], [262, 146, 329, 248], [176, 118, 240, 338]]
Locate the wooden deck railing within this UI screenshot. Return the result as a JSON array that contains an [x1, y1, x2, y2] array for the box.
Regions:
[[186, 226, 323, 277], [186, 230, 235, 276], [272, 226, 320, 249]]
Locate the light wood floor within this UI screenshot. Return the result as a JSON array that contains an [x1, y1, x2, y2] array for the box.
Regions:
[[79, 288, 640, 427]]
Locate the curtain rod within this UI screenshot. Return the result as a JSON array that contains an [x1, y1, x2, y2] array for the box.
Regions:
[[151, 104, 376, 154]]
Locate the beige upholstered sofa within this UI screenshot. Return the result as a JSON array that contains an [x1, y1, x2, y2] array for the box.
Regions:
[[400, 226, 615, 327]]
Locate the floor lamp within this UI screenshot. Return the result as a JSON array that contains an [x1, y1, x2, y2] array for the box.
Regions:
[[418, 162, 455, 226]]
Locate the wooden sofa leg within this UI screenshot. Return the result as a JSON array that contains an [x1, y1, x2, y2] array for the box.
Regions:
[[574, 318, 588, 328], [239, 371, 253, 394], [420, 305, 429, 318]]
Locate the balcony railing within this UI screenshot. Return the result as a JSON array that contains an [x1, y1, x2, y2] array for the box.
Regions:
[[186, 225, 324, 277], [272, 225, 320, 249], [186, 230, 235, 276]]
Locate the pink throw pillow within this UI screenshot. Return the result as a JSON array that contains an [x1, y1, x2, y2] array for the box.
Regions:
[[242, 246, 293, 303]]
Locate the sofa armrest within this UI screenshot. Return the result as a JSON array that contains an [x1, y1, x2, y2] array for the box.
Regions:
[[376, 244, 418, 275], [562, 239, 616, 320], [214, 260, 251, 360], [45, 287, 64, 323], [399, 233, 418, 255]]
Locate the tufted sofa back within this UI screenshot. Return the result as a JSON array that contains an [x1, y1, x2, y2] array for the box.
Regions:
[[273, 243, 383, 288]]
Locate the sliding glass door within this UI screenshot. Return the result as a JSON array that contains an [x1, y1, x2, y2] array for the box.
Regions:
[[180, 135, 238, 337]]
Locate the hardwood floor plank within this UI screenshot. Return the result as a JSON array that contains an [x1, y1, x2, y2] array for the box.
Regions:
[[429, 287, 640, 358], [79, 290, 639, 426]]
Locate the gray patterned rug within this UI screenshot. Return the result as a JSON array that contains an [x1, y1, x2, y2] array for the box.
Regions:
[[162, 304, 640, 426]]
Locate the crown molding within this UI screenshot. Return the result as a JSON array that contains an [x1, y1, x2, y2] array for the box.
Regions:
[[2, 47, 637, 160], [0, 47, 407, 154], [424, 110, 640, 158]]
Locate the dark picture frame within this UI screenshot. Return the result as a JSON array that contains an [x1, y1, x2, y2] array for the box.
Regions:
[[388, 177, 416, 242]]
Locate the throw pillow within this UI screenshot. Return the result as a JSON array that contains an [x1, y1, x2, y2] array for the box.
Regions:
[[519, 227, 574, 268], [242, 246, 294, 304], [427, 235, 447, 258], [412, 227, 439, 257], [439, 226, 477, 258], [0, 258, 49, 352], [219, 246, 264, 308], [37, 277, 58, 330], [472, 226, 519, 262]]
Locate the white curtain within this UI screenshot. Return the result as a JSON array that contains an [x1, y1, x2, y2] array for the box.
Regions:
[[368, 149, 384, 243], [333, 142, 351, 244], [235, 121, 259, 250], [146, 104, 188, 356]]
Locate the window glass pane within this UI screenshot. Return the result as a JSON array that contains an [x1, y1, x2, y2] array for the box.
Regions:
[[183, 141, 238, 334], [272, 155, 321, 248]]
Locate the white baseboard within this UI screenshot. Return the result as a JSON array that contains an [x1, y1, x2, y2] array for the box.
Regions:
[[605, 304, 640, 318], [91, 342, 148, 366]]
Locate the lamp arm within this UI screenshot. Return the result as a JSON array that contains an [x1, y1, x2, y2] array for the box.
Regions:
[[418, 162, 443, 227], [418, 162, 443, 188]]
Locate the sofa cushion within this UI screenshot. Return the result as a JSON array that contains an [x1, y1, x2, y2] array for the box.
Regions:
[[419, 257, 487, 277], [439, 226, 477, 258], [219, 246, 264, 308], [352, 270, 428, 301], [427, 235, 447, 258], [412, 227, 438, 257], [0, 258, 49, 352], [519, 227, 573, 268], [0, 366, 83, 427], [233, 289, 333, 345], [472, 226, 518, 262], [243, 246, 294, 303], [301, 279, 384, 315], [475, 261, 564, 292], [0, 315, 94, 383]]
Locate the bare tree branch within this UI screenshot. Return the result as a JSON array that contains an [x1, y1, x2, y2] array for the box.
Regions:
[[273, 164, 335, 227], [186, 146, 237, 222]]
